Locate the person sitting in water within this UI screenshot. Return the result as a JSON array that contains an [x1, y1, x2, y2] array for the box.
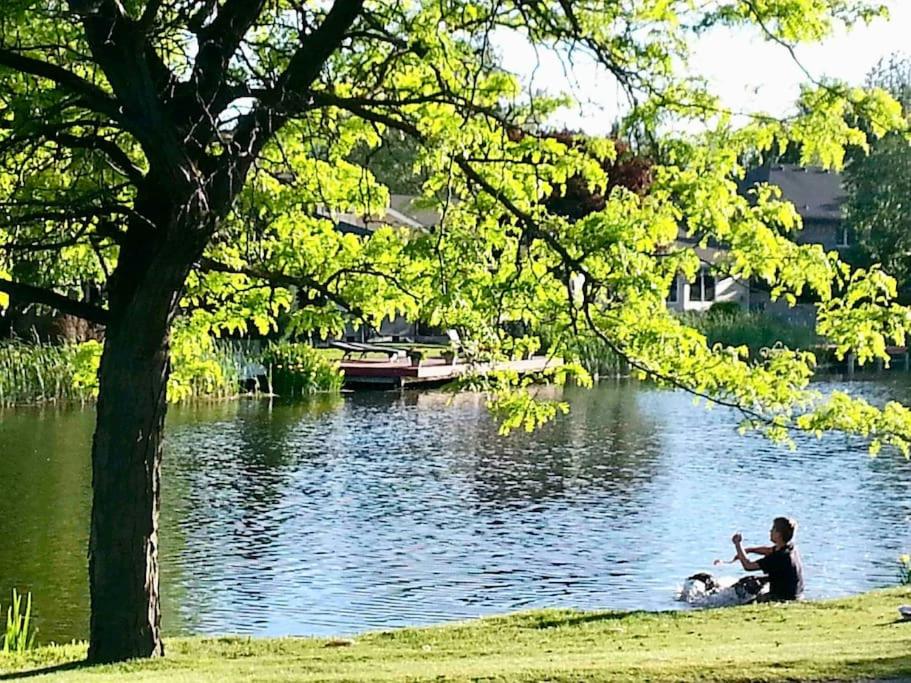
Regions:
[[732, 516, 804, 602]]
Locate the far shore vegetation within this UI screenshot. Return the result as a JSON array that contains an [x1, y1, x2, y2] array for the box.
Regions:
[[0, 304, 885, 407], [681, 306, 822, 359], [0, 337, 344, 407]]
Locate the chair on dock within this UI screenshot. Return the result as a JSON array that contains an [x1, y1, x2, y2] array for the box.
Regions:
[[363, 341, 409, 360], [329, 340, 406, 361], [444, 329, 462, 365]]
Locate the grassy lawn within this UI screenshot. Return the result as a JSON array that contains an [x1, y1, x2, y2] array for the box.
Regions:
[[1, 588, 909, 682]]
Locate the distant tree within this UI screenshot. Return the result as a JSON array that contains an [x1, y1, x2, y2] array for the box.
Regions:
[[844, 54, 911, 290], [865, 53, 911, 110], [536, 132, 652, 220], [349, 130, 426, 195]]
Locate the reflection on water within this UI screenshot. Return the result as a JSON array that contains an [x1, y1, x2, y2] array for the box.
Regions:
[[0, 380, 909, 642]]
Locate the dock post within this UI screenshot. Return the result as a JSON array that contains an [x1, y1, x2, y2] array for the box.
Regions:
[[846, 352, 855, 378], [875, 357, 884, 373]]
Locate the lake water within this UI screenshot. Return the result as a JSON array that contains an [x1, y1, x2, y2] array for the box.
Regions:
[[0, 380, 909, 644]]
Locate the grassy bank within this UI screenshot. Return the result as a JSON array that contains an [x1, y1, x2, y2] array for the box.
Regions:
[[1, 588, 909, 682]]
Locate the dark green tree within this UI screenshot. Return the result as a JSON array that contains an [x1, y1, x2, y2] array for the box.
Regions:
[[844, 54, 911, 289]]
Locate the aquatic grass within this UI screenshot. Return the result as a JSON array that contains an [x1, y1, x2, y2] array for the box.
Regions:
[[547, 311, 818, 379], [900, 554, 911, 585], [167, 333, 248, 403], [0, 338, 340, 407], [679, 310, 820, 355], [261, 342, 343, 398], [0, 342, 98, 406], [565, 336, 625, 378], [2, 589, 36, 654]]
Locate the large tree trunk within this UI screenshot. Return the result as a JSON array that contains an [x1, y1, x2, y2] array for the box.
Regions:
[[86, 243, 189, 663]]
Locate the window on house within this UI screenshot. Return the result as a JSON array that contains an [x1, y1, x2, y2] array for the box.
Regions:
[[704, 272, 716, 301], [837, 224, 850, 247], [667, 277, 678, 303], [690, 269, 716, 302]]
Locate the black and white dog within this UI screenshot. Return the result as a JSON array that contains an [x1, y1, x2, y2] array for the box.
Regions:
[[677, 572, 769, 607]]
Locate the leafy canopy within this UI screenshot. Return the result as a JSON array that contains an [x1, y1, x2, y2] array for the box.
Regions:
[[0, 1, 910, 451]]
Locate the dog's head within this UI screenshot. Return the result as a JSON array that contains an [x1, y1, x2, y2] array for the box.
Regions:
[[686, 572, 718, 593], [733, 575, 767, 600]]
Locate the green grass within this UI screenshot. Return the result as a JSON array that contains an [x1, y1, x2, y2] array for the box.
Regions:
[[1, 588, 909, 681]]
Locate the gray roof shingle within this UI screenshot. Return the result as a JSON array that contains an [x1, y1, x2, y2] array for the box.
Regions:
[[742, 164, 845, 222]]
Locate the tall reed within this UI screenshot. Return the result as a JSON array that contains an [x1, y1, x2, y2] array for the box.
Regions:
[[679, 310, 819, 355], [261, 342, 344, 397], [0, 341, 97, 406], [0, 338, 343, 406], [565, 337, 626, 378], [1, 589, 36, 654]]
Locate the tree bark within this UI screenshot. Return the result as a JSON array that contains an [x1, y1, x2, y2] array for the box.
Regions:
[[86, 244, 189, 663]]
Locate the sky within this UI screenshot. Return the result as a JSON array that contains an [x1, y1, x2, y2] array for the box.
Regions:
[[497, 0, 911, 135]]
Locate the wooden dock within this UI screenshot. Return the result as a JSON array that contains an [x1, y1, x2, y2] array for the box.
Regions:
[[340, 356, 561, 388], [815, 345, 910, 375]]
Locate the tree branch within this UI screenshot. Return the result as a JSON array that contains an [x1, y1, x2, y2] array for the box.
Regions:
[[0, 204, 133, 228], [70, 0, 190, 181], [198, 257, 366, 319], [0, 47, 122, 121], [137, 0, 165, 31], [51, 133, 145, 185], [268, 0, 365, 112], [0, 278, 109, 324], [217, 0, 365, 212], [191, 0, 268, 112], [308, 92, 588, 276]]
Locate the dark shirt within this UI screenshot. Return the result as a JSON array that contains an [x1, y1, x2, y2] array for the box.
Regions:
[[757, 544, 804, 600]]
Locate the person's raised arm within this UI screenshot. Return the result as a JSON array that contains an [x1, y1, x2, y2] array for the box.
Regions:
[[732, 533, 761, 571], [744, 545, 774, 556]]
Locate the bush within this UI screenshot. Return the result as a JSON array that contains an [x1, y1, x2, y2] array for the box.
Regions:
[[262, 342, 343, 397], [900, 554, 911, 586]]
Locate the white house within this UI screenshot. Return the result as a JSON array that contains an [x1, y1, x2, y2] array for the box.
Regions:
[[665, 244, 751, 313], [666, 164, 849, 315]]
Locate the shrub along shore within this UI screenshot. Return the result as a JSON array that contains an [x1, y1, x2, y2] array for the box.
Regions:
[[0, 587, 908, 682], [0, 339, 343, 406]]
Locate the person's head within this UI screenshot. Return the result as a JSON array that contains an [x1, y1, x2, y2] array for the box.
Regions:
[[770, 517, 797, 546]]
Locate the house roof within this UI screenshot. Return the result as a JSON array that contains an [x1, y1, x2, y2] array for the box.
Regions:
[[331, 195, 440, 232], [741, 164, 845, 222], [672, 235, 728, 265], [389, 194, 441, 228]]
